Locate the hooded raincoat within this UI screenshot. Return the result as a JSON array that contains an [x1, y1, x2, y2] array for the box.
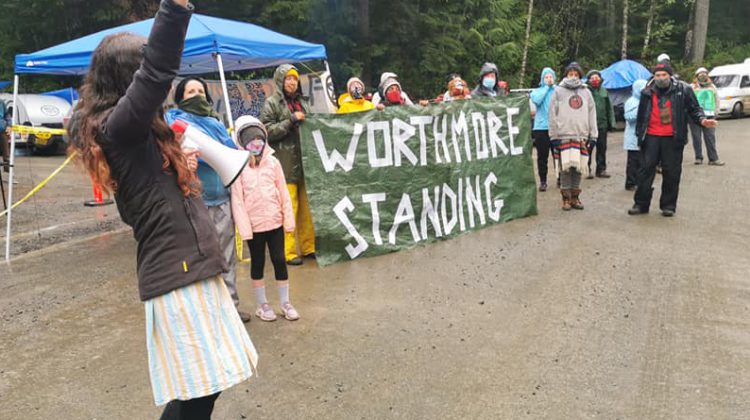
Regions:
[[530, 67, 557, 130], [259, 64, 311, 185], [624, 79, 648, 151]]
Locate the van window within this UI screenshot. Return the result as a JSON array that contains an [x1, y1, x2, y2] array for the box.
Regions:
[[742, 76, 750, 88], [713, 75, 738, 88]]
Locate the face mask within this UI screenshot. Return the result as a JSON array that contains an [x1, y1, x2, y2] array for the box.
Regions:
[[483, 78, 496, 90], [545, 78, 554, 86], [655, 78, 671, 89], [351, 86, 364, 99], [386, 89, 402, 104], [245, 138, 265, 156], [590, 79, 601, 88], [178, 95, 213, 117]]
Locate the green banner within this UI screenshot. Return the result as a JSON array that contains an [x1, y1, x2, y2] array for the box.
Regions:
[[300, 96, 537, 266]]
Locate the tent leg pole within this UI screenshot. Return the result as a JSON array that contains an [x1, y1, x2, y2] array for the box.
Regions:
[[215, 53, 236, 141], [324, 60, 331, 75], [5, 74, 19, 262]]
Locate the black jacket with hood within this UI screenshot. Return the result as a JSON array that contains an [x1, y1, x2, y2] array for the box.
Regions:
[[93, 0, 226, 301], [635, 78, 705, 146]]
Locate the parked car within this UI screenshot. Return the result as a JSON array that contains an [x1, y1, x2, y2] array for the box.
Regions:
[[710, 59, 750, 118], [0, 93, 72, 154]]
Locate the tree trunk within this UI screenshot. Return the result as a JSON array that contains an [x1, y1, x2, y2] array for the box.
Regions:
[[518, 0, 534, 88], [606, 0, 617, 45], [642, 0, 655, 60], [356, 0, 371, 86], [684, 0, 696, 60], [621, 0, 629, 59], [689, 0, 710, 64]]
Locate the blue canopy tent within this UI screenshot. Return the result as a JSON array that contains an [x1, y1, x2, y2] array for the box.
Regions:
[[15, 14, 327, 76], [42, 88, 79, 104], [601, 59, 653, 90], [5, 13, 327, 260], [601, 59, 653, 108]]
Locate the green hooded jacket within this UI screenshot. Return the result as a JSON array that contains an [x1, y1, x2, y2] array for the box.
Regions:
[[586, 70, 616, 131], [260, 64, 311, 184]]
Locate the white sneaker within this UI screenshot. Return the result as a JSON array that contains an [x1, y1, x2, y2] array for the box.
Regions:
[[255, 303, 277, 322], [281, 303, 300, 321]]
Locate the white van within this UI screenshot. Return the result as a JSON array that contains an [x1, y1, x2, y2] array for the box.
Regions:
[[0, 93, 72, 154], [710, 59, 750, 118]]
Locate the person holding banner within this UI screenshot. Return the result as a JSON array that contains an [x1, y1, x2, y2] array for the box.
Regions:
[[68, 0, 258, 417], [165, 76, 251, 323], [548, 62, 598, 211], [261, 64, 316, 265], [372, 72, 415, 109], [231, 116, 300, 322], [337, 77, 375, 114], [471, 62, 503, 97], [439, 75, 472, 103]]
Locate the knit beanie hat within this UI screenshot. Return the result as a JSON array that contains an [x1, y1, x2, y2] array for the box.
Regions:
[[653, 61, 674, 76], [564, 62, 584, 79]]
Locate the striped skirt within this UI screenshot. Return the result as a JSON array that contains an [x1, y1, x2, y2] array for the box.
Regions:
[[145, 276, 258, 406], [554, 139, 590, 176]]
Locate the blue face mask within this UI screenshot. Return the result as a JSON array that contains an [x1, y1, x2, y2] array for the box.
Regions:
[[483, 77, 496, 90]]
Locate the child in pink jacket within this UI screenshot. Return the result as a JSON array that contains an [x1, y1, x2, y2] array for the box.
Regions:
[[231, 116, 299, 322]]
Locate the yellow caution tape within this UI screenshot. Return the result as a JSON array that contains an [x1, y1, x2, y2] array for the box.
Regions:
[[2, 151, 254, 265], [235, 227, 250, 263], [0, 152, 77, 219], [11, 125, 67, 146]]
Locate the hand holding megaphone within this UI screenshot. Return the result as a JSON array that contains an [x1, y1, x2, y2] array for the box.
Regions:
[[170, 119, 250, 188], [184, 148, 200, 172]]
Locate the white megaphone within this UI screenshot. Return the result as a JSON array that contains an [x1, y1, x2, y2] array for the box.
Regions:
[[170, 119, 250, 188]]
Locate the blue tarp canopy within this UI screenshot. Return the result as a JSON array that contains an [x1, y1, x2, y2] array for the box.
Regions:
[[42, 87, 79, 104], [14, 14, 327, 76], [601, 59, 653, 90]]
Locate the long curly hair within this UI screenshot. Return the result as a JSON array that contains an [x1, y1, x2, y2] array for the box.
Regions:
[[68, 32, 199, 197]]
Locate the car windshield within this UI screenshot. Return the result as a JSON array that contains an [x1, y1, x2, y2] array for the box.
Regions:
[[712, 75, 737, 88]]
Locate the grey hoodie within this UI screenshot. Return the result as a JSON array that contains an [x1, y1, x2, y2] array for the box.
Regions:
[[548, 77, 598, 141]]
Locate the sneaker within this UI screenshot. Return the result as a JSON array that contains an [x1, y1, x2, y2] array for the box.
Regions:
[[708, 160, 725, 166], [628, 205, 649, 215], [596, 171, 611, 178], [303, 253, 316, 260], [237, 310, 252, 323], [281, 303, 300, 321], [539, 182, 547, 192], [661, 209, 675, 217], [255, 303, 277, 321], [287, 257, 303, 266], [694, 159, 703, 165], [586, 173, 595, 180], [625, 185, 636, 191]]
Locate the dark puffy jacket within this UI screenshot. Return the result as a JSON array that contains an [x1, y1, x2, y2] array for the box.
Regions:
[[260, 64, 311, 185], [636, 79, 705, 146], [94, 1, 225, 301]]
